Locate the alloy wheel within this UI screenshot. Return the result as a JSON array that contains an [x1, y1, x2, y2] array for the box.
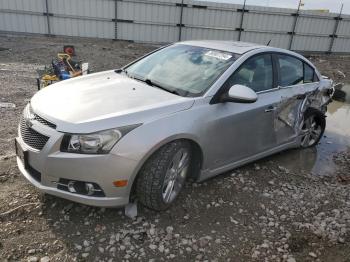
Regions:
[[162, 148, 190, 203], [301, 115, 322, 147]]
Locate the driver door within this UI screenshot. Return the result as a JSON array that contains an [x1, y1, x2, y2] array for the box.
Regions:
[[206, 53, 281, 169]]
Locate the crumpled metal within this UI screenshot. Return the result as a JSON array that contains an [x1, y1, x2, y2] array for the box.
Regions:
[[273, 78, 334, 141]]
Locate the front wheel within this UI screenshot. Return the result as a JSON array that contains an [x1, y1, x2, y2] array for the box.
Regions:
[[300, 108, 326, 148], [136, 141, 192, 211]]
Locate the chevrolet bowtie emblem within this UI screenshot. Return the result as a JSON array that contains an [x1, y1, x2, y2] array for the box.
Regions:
[[25, 111, 35, 128]]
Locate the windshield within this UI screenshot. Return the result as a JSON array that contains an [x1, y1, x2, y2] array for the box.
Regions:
[[124, 44, 239, 97]]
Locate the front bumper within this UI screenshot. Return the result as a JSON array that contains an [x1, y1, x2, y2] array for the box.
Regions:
[[16, 117, 139, 207], [17, 156, 129, 207]]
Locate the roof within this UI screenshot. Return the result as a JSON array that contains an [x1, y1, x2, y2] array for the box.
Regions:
[[178, 40, 266, 54]]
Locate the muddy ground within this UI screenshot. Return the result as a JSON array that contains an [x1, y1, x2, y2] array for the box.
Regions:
[[0, 35, 350, 262]]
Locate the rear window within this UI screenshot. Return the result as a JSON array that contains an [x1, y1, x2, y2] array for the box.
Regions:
[[277, 54, 319, 86]]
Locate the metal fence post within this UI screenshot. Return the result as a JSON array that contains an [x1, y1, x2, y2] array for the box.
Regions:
[[114, 0, 118, 40], [328, 3, 343, 53], [44, 0, 51, 35], [288, 0, 301, 50], [178, 0, 184, 41], [237, 0, 246, 41]]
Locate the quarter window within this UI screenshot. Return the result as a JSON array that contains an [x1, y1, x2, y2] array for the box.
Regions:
[[277, 55, 303, 87], [226, 54, 273, 92], [304, 63, 316, 83]]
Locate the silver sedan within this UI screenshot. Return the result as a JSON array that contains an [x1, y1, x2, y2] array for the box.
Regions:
[[16, 41, 334, 211]]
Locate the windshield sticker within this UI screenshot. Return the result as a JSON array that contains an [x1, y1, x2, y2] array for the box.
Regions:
[[204, 50, 232, 60]]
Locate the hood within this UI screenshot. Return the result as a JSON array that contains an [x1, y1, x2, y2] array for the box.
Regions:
[[31, 70, 194, 133]]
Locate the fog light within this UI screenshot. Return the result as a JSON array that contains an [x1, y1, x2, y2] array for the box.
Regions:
[[85, 183, 95, 196], [113, 180, 128, 187], [57, 178, 105, 197], [67, 181, 77, 193]]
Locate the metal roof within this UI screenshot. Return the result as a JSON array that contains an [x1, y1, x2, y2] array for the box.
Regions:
[[177, 40, 266, 54]]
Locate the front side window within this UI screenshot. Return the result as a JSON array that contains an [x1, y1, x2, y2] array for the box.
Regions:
[[277, 55, 303, 87], [125, 44, 238, 97], [225, 54, 273, 93]]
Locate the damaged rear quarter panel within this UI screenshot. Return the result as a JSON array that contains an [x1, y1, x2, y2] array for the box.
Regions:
[[274, 79, 334, 144]]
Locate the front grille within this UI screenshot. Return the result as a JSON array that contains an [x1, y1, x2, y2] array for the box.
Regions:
[[34, 114, 56, 129], [20, 117, 50, 150]]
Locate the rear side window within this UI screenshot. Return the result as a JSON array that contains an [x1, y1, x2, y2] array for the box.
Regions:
[[277, 55, 303, 87], [226, 54, 273, 92]]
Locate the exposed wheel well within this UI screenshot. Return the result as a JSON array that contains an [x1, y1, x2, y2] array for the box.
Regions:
[[300, 107, 326, 148], [129, 138, 203, 201]]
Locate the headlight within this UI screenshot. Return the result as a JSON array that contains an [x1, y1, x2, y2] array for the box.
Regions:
[[61, 125, 140, 154]]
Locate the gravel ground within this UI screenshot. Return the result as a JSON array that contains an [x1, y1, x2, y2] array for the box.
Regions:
[[0, 35, 350, 262]]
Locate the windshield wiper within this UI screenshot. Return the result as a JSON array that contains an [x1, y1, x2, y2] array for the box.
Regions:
[[116, 71, 181, 96], [114, 68, 128, 76], [145, 79, 181, 96], [131, 76, 181, 96]]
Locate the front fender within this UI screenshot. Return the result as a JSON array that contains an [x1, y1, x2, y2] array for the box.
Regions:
[[109, 110, 202, 196]]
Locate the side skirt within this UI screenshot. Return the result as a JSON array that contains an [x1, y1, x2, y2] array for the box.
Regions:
[[197, 140, 299, 182]]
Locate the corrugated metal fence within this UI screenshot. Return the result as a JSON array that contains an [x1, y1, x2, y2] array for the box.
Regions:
[[1, 0, 350, 53]]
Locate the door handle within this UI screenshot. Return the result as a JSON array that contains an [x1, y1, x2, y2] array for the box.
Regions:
[[265, 106, 276, 113]]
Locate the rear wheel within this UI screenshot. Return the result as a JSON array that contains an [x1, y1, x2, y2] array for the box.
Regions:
[[136, 140, 191, 211], [300, 108, 325, 148]]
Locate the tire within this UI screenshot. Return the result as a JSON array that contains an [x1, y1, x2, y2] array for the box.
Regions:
[[300, 108, 326, 148], [136, 140, 192, 211]]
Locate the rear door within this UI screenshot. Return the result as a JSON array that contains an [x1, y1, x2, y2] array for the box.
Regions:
[[273, 54, 320, 144]]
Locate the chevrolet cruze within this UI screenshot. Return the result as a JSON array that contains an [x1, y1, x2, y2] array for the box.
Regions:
[[16, 41, 333, 211]]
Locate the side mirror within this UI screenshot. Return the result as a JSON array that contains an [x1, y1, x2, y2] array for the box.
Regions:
[[222, 84, 258, 103]]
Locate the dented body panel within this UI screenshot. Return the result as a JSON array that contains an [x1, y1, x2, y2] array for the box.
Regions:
[[274, 80, 333, 145]]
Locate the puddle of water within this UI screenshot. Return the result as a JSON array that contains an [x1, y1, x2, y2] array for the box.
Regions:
[[268, 85, 350, 176]]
